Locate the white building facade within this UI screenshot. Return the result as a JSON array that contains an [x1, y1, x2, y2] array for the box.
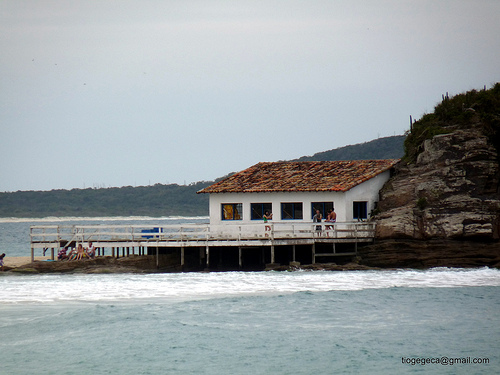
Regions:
[[200, 161, 397, 226]]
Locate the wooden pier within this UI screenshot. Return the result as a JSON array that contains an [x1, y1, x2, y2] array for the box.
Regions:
[[30, 222, 376, 270]]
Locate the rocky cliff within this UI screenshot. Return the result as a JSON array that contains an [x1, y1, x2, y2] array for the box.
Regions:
[[360, 84, 500, 268], [376, 126, 499, 240]]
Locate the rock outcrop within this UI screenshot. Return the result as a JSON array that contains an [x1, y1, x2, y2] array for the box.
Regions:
[[363, 85, 500, 268], [6, 255, 183, 274], [375, 86, 500, 241], [375, 126, 500, 240], [358, 240, 500, 269]]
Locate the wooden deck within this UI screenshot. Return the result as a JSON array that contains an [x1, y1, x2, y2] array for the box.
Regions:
[[30, 222, 376, 268]]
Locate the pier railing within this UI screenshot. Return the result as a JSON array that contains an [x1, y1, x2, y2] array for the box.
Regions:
[[30, 222, 375, 249]]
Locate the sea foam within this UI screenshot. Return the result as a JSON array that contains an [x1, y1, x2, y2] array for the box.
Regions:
[[1, 267, 499, 305]]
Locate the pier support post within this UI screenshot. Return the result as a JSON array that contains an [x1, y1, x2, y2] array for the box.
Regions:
[[312, 243, 316, 264], [271, 245, 275, 264], [31, 247, 34, 263], [205, 245, 210, 269], [181, 247, 185, 267], [199, 247, 204, 266], [289, 244, 301, 267], [238, 247, 242, 269], [112, 247, 115, 258]]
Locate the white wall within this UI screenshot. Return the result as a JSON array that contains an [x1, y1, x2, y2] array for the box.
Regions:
[[344, 170, 391, 221], [207, 169, 391, 224]]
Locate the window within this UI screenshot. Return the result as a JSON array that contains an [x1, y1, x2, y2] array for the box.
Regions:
[[311, 202, 334, 219], [281, 203, 303, 220], [251, 203, 273, 220], [353, 201, 368, 220], [222, 203, 242, 220]]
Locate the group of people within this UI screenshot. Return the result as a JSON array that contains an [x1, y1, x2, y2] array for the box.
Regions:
[[262, 209, 336, 229], [313, 209, 337, 223], [58, 242, 95, 261], [313, 209, 337, 230]]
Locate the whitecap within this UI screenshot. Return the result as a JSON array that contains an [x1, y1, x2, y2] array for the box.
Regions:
[[1, 268, 499, 305]]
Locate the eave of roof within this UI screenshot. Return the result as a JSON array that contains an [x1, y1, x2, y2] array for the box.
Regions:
[[198, 159, 399, 194]]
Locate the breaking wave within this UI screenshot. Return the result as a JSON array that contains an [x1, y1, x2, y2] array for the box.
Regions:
[[1, 267, 499, 305]]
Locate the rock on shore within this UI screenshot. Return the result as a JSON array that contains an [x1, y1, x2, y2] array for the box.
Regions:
[[3, 255, 182, 274], [358, 240, 500, 269]]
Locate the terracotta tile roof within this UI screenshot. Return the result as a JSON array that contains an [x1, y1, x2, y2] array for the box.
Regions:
[[198, 159, 399, 194]]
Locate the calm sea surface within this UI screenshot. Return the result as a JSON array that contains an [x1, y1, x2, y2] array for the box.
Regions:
[[1, 218, 499, 374]]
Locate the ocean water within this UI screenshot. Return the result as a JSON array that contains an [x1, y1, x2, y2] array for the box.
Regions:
[[1, 218, 499, 374], [1, 269, 499, 374]]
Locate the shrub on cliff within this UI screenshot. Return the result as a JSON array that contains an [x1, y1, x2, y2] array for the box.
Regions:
[[404, 83, 500, 163]]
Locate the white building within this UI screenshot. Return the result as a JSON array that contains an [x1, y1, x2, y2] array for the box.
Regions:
[[198, 160, 399, 225], [31, 159, 400, 269]]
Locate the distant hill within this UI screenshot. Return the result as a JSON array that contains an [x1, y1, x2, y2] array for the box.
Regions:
[[294, 135, 405, 161], [0, 181, 213, 218], [0, 135, 405, 218]]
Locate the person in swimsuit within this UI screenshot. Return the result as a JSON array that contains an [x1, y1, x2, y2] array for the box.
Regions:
[[76, 244, 85, 261], [263, 211, 273, 232], [325, 209, 337, 231]]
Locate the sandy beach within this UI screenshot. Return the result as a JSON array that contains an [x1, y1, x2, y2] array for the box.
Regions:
[[3, 256, 53, 268]]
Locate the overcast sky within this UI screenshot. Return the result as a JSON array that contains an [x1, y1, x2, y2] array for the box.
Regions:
[[1, 0, 499, 192]]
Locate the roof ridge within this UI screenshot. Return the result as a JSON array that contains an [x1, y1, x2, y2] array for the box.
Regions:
[[198, 159, 400, 194]]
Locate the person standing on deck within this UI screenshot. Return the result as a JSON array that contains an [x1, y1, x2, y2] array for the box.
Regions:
[[263, 211, 273, 233], [313, 209, 322, 231], [325, 209, 337, 231]]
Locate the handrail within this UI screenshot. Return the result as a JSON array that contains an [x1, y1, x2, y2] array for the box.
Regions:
[[30, 222, 375, 246]]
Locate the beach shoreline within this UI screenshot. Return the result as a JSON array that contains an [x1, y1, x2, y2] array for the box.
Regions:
[[3, 256, 52, 268], [1, 255, 381, 274]]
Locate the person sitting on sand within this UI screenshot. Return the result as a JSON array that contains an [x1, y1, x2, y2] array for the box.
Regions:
[[0, 253, 5, 271], [58, 248, 68, 261], [86, 242, 95, 259], [67, 247, 77, 261], [76, 244, 85, 261]]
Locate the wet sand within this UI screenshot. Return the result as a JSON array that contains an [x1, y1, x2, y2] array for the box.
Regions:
[[3, 256, 53, 268]]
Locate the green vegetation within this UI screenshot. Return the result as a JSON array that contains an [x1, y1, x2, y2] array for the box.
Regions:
[[0, 135, 405, 218], [296, 135, 405, 162], [416, 197, 428, 210], [0, 182, 211, 218], [404, 83, 500, 163]]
